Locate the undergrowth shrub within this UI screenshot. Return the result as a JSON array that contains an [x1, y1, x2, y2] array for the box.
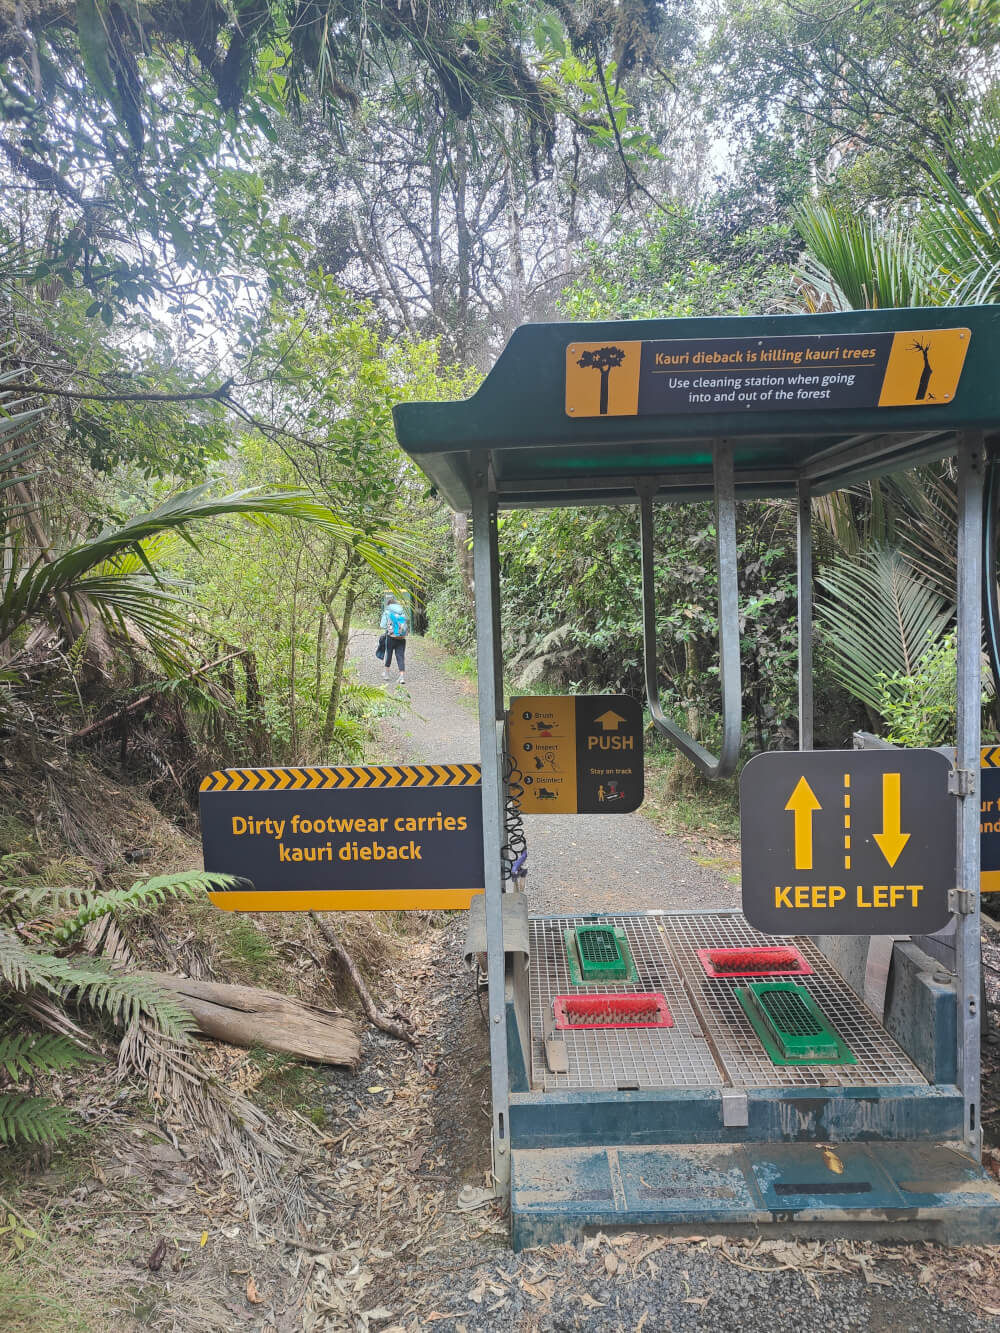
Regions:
[[0, 871, 230, 1147]]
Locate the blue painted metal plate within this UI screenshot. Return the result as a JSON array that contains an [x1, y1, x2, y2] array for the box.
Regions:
[[510, 1141, 1000, 1250], [619, 1146, 756, 1212], [751, 1143, 901, 1211]]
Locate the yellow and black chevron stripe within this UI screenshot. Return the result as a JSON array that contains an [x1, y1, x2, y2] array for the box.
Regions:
[[983, 747, 1000, 770], [200, 763, 481, 793]]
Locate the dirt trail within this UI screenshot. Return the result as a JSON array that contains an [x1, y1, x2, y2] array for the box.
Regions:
[[333, 629, 1000, 1333], [351, 629, 737, 915]]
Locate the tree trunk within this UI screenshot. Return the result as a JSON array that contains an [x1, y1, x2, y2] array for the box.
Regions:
[[11, 480, 116, 674], [288, 546, 304, 758], [322, 565, 359, 744], [241, 650, 267, 760], [429, 138, 444, 332], [505, 113, 525, 334], [145, 972, 361, 1066], [315, 612, 326, 706], [454, 119, 471, 362], [684, 636, 700, 740], [453, 511, 475, 608]]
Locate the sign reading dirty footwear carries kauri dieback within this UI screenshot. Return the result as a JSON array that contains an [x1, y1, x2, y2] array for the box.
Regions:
[[199, 763, 484, 911], [507, 695, 643, 814], [739, 748, 955, 935]]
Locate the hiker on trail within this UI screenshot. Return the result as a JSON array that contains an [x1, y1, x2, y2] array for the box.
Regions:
[[380, 595, 409, 686]]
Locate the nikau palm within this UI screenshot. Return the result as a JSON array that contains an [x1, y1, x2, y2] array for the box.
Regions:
[[2, 429, 419, 670]]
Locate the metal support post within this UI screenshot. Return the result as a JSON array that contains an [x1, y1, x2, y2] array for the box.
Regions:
[[956, 433, 984, 1156], [797, 480, 814, 752], [471, 468, 511, 1190], [639, 440, 742, 778]]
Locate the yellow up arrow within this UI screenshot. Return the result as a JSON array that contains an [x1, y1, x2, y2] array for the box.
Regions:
[[874, 772, 910, 868], [785, 776, 822, 871], [594, 709, 626, 731]]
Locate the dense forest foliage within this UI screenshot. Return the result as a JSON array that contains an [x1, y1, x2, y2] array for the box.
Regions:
[[3, 0, 1000, 1150], [4, 0, 994, 772]]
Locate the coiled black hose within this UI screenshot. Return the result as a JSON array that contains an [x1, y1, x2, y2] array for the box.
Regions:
[[501, 749, 527, 884]]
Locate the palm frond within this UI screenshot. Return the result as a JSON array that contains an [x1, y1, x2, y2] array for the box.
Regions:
[[90, 532, 180, 578], [794, 202, 939, 311], [0, 438, 43, 497], [921, 115, 1000, 305], [816, 548, 953, 713], [1, 483, 420, 653], [893, 465, 958, 605], [0, 930, 50, 992], [1, 884, 90, 916]]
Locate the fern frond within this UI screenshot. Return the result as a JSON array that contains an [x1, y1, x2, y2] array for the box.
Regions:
[[44, 956, 196, 1038], [52, 871, 238, 943], [0, 885, 91, 919], [0, 1030, 95, 1080], [0, 1093, 76, 1145], [0, 929, 53, 992]]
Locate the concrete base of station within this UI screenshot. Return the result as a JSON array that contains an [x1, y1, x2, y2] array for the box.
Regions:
[[510, 1140, 1000, 1251]]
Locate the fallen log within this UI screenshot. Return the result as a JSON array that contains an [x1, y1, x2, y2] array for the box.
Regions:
[[143, 972, 361, 1068]]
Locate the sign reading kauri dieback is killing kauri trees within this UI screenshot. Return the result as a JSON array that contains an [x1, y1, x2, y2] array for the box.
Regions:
[[565, 329, 970, 419], [199, 763, 484, 911], [739, 749, 955, 935]]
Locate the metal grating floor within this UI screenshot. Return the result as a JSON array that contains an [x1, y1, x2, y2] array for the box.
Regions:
[[528, 914, 723, 1090], [528, 912, 926, 1091]]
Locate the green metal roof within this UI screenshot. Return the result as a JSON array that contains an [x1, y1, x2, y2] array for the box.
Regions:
[[392, 306, 1000, 509]]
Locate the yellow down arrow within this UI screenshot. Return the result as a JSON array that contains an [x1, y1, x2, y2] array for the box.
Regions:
[[873, 772, 910, 868], [785, 776, 822, 871]]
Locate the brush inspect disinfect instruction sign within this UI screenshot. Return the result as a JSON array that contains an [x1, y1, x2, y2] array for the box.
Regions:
[[507, 695, 643, 814], [739, 749, 955, 935]]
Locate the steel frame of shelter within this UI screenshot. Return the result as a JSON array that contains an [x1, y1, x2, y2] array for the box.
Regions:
[[393, 305, 998, 1195]]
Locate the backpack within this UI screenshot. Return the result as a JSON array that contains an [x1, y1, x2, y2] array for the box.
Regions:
[[387, 605, 408, 637]]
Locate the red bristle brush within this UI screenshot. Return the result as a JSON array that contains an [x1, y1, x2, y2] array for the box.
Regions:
[[707, 947, 801, 973]]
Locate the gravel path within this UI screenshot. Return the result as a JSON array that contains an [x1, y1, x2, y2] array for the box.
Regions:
[[339, 628, 1000, 1333], [351, 629, 737, 915]]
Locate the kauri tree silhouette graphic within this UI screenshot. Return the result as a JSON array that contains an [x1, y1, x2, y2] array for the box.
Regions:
[[910, 339, 934, 400], [577, 345, 626, 414]]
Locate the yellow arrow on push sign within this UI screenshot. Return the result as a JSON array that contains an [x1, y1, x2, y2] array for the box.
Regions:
[[785, 776, 822, 871], [594, 710, 626, 731]]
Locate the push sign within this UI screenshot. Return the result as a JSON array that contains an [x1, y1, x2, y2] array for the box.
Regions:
[[507, 695, 644, 814], [739, 749, 955, 935]]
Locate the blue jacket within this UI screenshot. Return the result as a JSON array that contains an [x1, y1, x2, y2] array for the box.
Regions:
[[380, 602, 408, 637]]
